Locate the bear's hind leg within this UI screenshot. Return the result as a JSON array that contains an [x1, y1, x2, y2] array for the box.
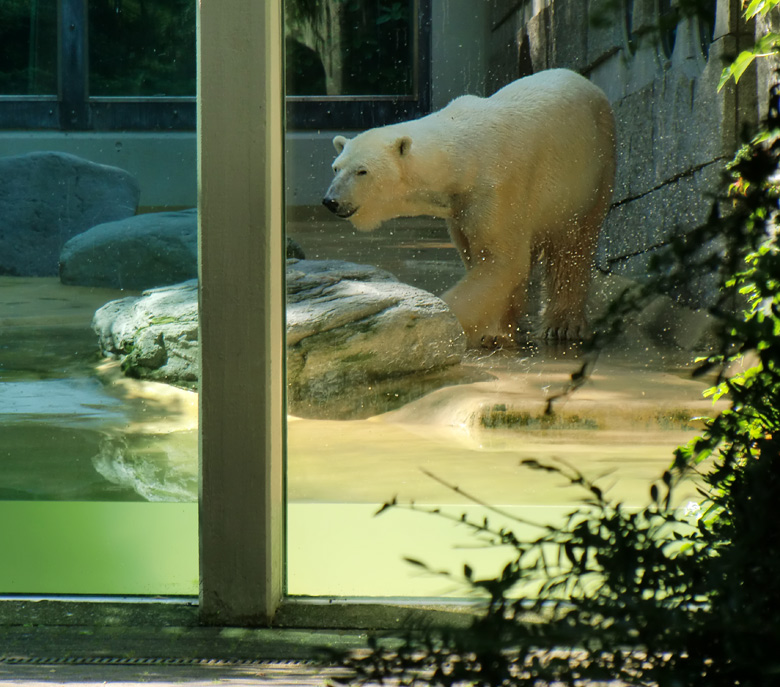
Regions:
[[542, 148, 614, 341], [542, 222, 599, 341]]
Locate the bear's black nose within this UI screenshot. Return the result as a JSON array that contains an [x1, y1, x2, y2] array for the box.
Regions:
[[322, 197, 340, 214]]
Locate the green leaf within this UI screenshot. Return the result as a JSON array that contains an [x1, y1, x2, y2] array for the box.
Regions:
[[719, 50, 758, 90], [744, 0, 767, 19], [722, 33, 780, 90], [744, 0, 780, 19]]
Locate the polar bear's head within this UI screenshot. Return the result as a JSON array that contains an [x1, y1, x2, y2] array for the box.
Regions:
[[322, 129, 413, 231]]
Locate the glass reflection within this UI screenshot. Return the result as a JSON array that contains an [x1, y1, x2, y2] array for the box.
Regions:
[[0, 0, 58, 95], [285, 0, 415, 96], [0, 0, 197, 593], [89, 0, 196, 96]]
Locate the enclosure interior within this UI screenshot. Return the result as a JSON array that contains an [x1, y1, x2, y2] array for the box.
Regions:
[[0, 0, 727, 597]]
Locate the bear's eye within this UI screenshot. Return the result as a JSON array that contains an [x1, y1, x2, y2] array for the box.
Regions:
[[356, 168, 368, 176]]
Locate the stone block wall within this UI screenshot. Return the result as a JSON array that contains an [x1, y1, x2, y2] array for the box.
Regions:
[[487, 0, 764, 307]]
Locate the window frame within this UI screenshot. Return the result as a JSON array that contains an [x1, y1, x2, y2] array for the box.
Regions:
[[197, 0, 285, 624], [0, 0, 197, 131], [198, 0, 449, 625], [0, 0, 431, 132]]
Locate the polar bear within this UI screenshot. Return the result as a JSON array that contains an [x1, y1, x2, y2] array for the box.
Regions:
[[322, 69, 616, 348]]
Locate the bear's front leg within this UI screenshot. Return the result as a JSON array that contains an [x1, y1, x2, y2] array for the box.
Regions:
[[442, 257, 527, 349]]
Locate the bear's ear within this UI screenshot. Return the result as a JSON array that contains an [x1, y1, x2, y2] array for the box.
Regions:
[[396, 136, 412, 157], [333, 135, 348, 154]]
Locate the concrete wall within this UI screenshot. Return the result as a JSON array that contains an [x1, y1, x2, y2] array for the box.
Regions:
[[489, 0, 760, 306], [0, 132, 197, 211]]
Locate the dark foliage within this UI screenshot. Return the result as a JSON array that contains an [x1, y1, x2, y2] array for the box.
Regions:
[[0, 0, 58, 95], [285, 0, 415, 97], [88, 0, 196, 97]]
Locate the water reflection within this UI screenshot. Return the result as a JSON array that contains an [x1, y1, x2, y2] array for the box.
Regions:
[[0, 277, 197, 502], [92, 433, 197, 502], [0, 378, 124, 423]]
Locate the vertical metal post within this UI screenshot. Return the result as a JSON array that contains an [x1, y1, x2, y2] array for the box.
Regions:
[[59, 0, 90, 129], [197, 0, 285, 625], [28, 0, 40, 93]]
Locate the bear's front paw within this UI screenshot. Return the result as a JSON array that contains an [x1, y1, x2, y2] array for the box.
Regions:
[[478, 333, 516, 350]]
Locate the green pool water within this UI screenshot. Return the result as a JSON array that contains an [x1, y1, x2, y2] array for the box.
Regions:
[[0, 277, 200, 595]]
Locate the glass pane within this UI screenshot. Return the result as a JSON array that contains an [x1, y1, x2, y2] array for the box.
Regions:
[[286, 1, 723, 596], [285, 0, 415, 96], [88, 0, 196, 96], [0, 2, 198, 594], [0, 0, 58, 95]]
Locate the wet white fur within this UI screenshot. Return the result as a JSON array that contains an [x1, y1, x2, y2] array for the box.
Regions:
[[324, 69, 616, 346]]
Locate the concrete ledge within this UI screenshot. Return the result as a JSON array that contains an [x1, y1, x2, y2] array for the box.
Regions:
[[0, 132, 196, 211]]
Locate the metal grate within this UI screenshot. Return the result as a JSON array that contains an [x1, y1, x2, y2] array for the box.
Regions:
[[0, 656, 316, 667]]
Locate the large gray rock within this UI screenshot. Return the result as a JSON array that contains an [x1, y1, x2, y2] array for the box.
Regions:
[[60, 210, 306, 290], [60, 209, 198, 290], [93, 280, 199, 388], [287, 259, 467, 418], [93, 260, 467, 417], [0, 151, 139, 276]]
